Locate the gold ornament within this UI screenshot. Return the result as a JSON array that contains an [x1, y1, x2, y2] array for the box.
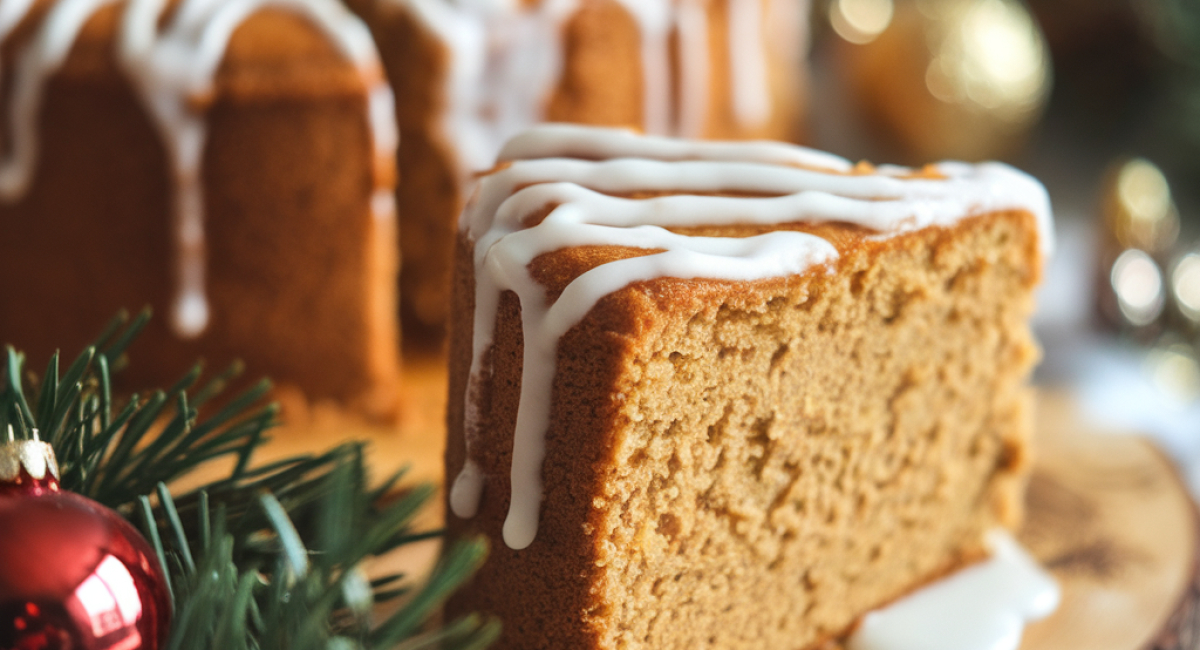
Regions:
[[1100, 158, 1180, 255], [1095, 158, 1181, 332], [0, 427, 59, 482], [837, 0, 1051, 162]]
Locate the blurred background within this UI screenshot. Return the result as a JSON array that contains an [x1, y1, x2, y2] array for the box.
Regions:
[[805, 0, 1200, 492]]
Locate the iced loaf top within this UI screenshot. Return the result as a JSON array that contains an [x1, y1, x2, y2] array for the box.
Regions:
[[451, 123, 1053, 549]]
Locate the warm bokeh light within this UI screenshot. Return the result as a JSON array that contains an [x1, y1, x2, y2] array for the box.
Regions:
[[1104, 158, 1180, 254], [1172, 253, 1200, 324], [830, 0, 894, 44], [924, 0, 1049, 120], [1146, 345, 1200, 402], [1118, 160, 1172, 223], [1111, 248, 1165, 327], [839, 0, 1051, 161]]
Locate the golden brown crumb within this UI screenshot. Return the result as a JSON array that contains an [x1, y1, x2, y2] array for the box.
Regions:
[[445, 210, 1041, 650]]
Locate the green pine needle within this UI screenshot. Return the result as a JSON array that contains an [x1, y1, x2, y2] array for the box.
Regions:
[[1, 311, 499, 650]]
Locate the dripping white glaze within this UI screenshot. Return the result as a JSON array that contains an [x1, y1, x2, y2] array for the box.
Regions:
[[398, 0, 806, 185], [0, 0, 120, 200], [727, 0, 770, 127], [119, 0, 390, 337], [609, 0, 672, 136], [451, 124, 1053, 550], [847, 530, 1061, 650], [768, 0, 808, 89], [0, 0, 395, 338], [0, 0, 35, 37], [401, 0, 574, 175], [674, 0, 709, 138], [369, 81, 401, 223]]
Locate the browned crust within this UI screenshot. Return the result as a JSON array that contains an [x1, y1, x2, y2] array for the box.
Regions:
[[700, 0, 803, 142], [527, 211, 1043, 297], [363, 0, 463, 339], [357, 0, 809, 333], [545, 0, 644, 130], [0, 0, 398, 416], [444, 209, 1042, 649]]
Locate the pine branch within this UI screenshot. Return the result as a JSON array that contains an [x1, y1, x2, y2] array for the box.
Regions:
[[0, 310, 500, 650], [0, 308, 274, 509]]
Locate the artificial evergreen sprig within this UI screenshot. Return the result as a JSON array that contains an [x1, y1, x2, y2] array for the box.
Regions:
[[0, 310, 500, 650]]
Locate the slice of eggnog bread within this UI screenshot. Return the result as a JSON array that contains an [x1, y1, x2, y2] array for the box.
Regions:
[[444, 124, 1050, 650]]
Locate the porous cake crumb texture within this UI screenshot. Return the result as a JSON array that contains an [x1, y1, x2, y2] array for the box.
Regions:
[[446, 211, 1041, 650]]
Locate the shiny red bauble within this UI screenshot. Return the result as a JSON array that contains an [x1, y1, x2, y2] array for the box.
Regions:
[[0, 440, 170, 650]]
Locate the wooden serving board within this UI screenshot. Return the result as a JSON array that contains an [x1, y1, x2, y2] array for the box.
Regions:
[[259, 356, 1200, 649], [1018, 395, 1199, 650]]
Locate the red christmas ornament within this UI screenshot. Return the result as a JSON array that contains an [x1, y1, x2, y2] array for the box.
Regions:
[[0, 434, 171, 650]]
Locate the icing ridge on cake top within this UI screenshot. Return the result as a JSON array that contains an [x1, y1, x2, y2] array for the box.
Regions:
[[451, 123, 1053, 550], [400, 0, 804, 177]]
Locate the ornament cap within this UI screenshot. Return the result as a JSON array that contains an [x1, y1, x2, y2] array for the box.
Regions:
[[0, 426, 60, 483]]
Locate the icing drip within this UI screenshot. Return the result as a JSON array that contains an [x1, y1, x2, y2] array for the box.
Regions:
[[847, 530, 1060, 650], [403, 0, 809, 183], [768, 0, 808, 82], [0, 0, 120, 200], [675, 0, 709, 138], [0, 0, 395, 338], [119, 0, 390, 337], [369, 81, 401, 223], [609, 0, 672, 136], [0, 0, 34, 36], [727, 0, 770, 127], [403, 0, 574, 174], [452, 124, 1053, 549]]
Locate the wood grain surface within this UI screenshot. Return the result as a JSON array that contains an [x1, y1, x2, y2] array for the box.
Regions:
[[1019, 394, 1198, 650], [257, 356, 1200, 649]]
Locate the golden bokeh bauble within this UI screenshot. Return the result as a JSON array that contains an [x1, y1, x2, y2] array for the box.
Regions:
[[1171, 249, 1200, 328], [1100, 157, 1180, 256], [1094, 158, 1181, 333], [837, 0, 1052, 162]]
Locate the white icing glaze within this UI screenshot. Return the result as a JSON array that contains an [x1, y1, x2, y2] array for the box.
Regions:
[[366, 61, 400, 247], [451, 124, 1053, 550], [609, 0, 672, 136], [773, 0, 808, 74], [0, 0, 35, 37], [847, 530, 1060, 650], [399, 0, 809, 185], [0, 0, 396, 338], [0, 0, 120, 201], [727, 0, 770, 127], [120, 0, 390, 336], [674, 0, 709, 138], [403, 0, 574, 174], [369, 76, 401, 172], [495, 122, 853, 173]]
